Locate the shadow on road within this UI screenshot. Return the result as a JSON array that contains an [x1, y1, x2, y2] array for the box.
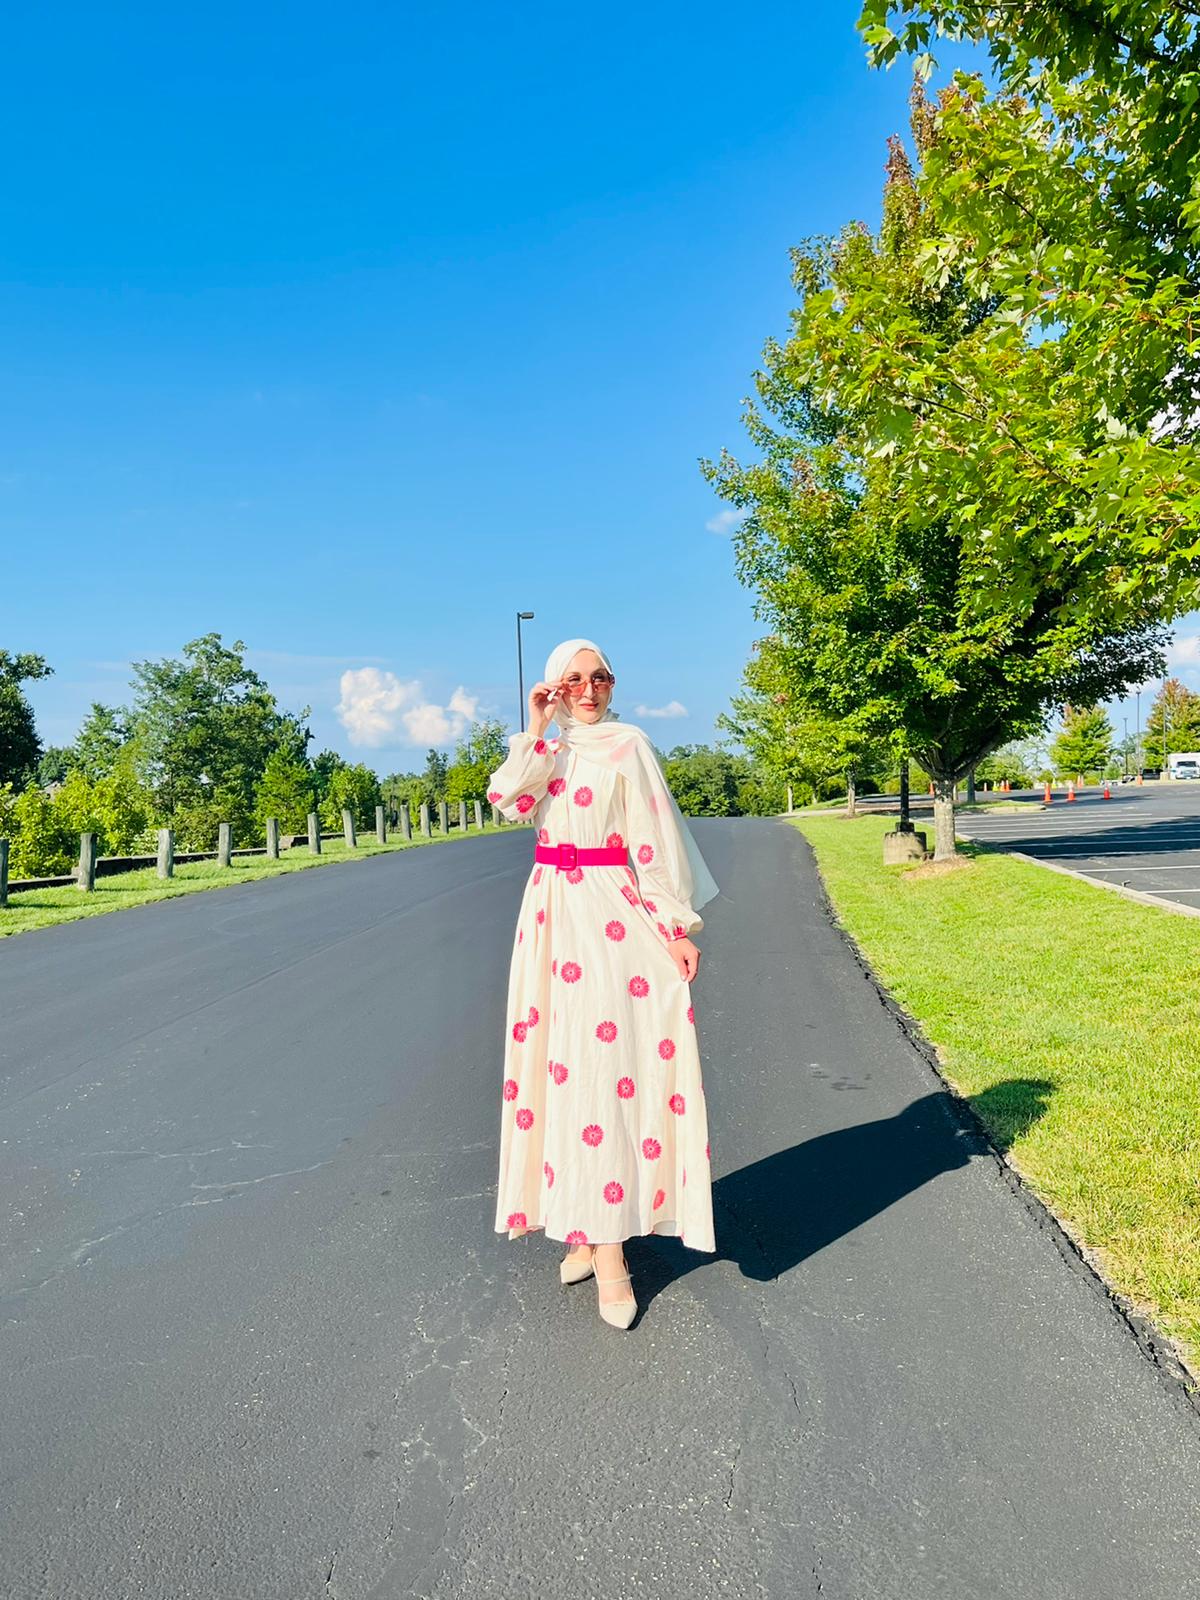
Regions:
[[634, 1079, 1056, 1300]]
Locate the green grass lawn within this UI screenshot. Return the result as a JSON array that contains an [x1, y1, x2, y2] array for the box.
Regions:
[[790, 812, 1200, 1385], [0, 826, 492, 938]]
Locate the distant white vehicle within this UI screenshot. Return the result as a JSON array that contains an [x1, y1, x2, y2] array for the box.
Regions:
[[1167, 752, 1200, 780]]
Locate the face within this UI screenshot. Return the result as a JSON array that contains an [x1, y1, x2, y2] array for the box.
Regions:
[[560, 648, 614, 723]]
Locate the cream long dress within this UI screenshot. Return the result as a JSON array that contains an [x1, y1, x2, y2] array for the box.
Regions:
[[488, 730, 716, 1254]]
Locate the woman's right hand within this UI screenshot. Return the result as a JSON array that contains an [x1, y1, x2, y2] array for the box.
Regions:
[[528, 679, 565, 738]]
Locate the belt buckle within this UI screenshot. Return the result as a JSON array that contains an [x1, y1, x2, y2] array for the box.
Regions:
[[558, 842, 578, 872]]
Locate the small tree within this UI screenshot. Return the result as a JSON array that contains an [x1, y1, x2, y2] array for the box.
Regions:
[[1145, 678, 1200, 761], [255, 747, 315, 834], [446, 720, 509, 806], [0, 651, 52, 791], [320, 763, 382, 831], [72, 702, 129, 781], [1049, 705, 1114, 782]]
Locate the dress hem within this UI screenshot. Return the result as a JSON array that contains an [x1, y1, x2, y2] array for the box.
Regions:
[[497, 1219, 716, 1254]]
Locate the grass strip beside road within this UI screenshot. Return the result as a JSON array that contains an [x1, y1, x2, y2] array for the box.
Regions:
[[0, 828, 486, 939], [790, 812, 1200, 1384]]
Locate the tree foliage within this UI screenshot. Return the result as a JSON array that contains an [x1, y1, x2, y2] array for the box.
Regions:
[[704, 84, 1170, 857], [0, 650, 52, 791], [1145, 677, 1200, 757], [1049, 704, 1114, 779], [853, 7, 1200, 611]]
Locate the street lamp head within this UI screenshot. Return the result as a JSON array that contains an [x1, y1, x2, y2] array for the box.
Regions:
[[518, 611, 534, 620]]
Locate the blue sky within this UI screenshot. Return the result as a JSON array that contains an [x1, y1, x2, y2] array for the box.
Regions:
[[6, 3, 1196, 770]]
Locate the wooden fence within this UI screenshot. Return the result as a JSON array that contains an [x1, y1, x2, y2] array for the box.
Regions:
[[0, 800, 525, 906]]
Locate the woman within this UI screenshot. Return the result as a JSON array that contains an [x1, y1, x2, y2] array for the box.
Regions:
[[488, 637, 720, 1329]]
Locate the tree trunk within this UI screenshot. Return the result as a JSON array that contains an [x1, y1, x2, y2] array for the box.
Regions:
[[846, 768, 857, 818], [932, 775, 957, 861], [898, 759, 911, 830], [965, 767, 976, 805]]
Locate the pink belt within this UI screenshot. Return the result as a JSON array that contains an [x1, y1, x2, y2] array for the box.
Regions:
[[534, 842, 628, 872]]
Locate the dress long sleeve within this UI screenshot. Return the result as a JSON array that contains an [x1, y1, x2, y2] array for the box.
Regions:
[[486, 732, 556, 821], [621, 770, 702, 943]]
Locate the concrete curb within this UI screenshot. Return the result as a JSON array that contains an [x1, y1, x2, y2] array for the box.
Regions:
[[956, 833, 1200, 922]]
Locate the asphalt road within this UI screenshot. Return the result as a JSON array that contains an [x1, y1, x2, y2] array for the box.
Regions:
[[3, 821, 1200, 1600], [944, 784, 1200, 911]]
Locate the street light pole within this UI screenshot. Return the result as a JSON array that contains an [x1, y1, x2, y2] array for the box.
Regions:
[[516, 611, 535, 732]]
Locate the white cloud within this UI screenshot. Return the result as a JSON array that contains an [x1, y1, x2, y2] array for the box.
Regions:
[[705, 508, 745, 536], [336, 668, 478, 748], [634, 700, 689, 719], [1168, 633, 1200, 668]]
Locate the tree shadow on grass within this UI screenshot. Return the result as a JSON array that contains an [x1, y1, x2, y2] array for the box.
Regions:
[[637, 1078, 1056, 1296]]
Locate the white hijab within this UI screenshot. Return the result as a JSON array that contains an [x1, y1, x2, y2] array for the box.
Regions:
[[544, 637, 719, 913]]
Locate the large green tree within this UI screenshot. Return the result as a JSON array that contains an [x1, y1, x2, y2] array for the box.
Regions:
[[446, 719, 509, 807], [71, 702, 129, 781], [126, 634, 311, 840], [852, 7, 1200, 611], [0, 650, 52, 791], [1145, 677, 1200, 760], [704, 91, 1168, 858]]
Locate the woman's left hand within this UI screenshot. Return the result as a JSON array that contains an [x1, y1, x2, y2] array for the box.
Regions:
[[668, 937, 701, 983]]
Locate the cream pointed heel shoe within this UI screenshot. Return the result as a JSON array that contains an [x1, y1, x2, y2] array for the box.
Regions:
[[594, 1268, 637, 1330], [560, 1246, 595, 1285]]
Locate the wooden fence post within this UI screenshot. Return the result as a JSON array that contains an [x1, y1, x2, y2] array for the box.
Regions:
[[438, 800, 449, 834], [401, 801, 412, 841], [266, 818, 280, 859], [218, 822, 232, 868], [459, 800, 468, 832], [78, 832, 97, 892], [376, 805, 387, 844], [308, 813, 321, 854], [343, 808, 357, 848], [156, 828, 175, 879], [492, 804, 502, 827], [474, 799, 483, 830], [420, 802, 431, 838], [0, 837, 9, 907]]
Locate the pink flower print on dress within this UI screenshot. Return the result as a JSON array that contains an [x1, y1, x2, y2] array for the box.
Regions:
[[518, 929, 523, 944], [606, 832, 624, 848], [637, 843, 654, 865], [533, 866, 543, 885], [672, 923, 686, 939], [538, 827, 550, 844], [561, 960, 582, 983], [537, 908, 545, 924], [656, 921, 669, 938], [595, 1020, 618, 1044], [503, 1078, 518, 1101], [512, 1020, 528, 1042], [534, 738, 547, 754], [621, 885, 639, 907], [668, 1093, 686, 1115], [603, 1180, 624, 1205], [507, 1211, 527, 1228], [552, 1062, 568, 1085], [625, 866, 637, 883], [548, 777, 566, 796], [658, 1038, 676, 1061], [582, 1124, 604, 1147], [527, 1005, 539, 1027], [487, 790, 502, 803], [628, 975, 649, 998], [573, 786, 593, 807], [552, 958, 558, 976], [642, 1136, 661, 1160], [652, 1188, 665, 1210], [544, 1160, 555, 1186], [515, 793, 536, 814], [617, 1077, 635, 1099], [705, 1142, 710, 1161], [687, 1004, 695, 1024], [516, 1107, 534, 1130], [565, 1229, 588, 1245], [564, 867, 583, 885], [605, 920, 625, 942], [643, 898, 657, 914]]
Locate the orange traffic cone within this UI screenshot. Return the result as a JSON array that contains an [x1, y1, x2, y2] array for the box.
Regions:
[[1137, 772, 1144, 785], [1067, 781, 1076, 801], [1103, 783, 1111, 799], [1043, 782, 1053, 803]]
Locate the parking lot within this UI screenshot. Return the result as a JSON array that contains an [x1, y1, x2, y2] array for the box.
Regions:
[[949, 784, 1200, 913]]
